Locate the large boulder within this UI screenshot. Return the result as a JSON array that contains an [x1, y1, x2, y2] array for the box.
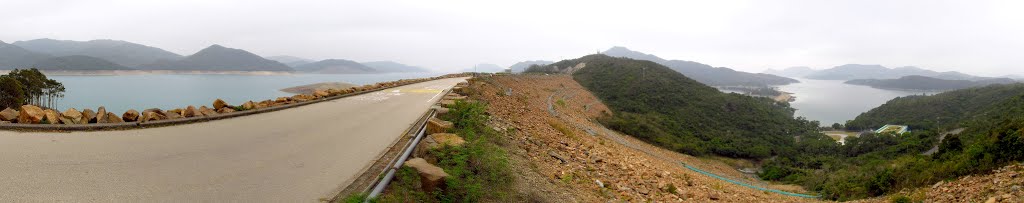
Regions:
[[81, 109, 96, 123], [428, 133, 466, 148], [141, 109, 169, 122], [122, 109, 140, 122], [62, 108, 83, 124], [404, 158, 449, 192], [140, 111, 162, 122], [313, 90, 329, 98], [167, 108, 184, 117], [426, 117, 453, 134], [95, 106, 108, 123], [217, 107, 235, 114], [439, 100, 456, 108], [17, 105, 44, 124], [105, 112, 124, 123], [164, 110, 183, 119], [43, 109, 61, 124], [199, 106, 217, 116], [0, 108, 19, 122], [432, 106, 449, 117], [213, 99, 229, 110], [240, 101, 256, 110], [275, 97, 290, 104], [183, 106, 200, 117]]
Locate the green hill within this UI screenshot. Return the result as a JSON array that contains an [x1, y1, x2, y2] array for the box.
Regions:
[[845, 75, 1017, 91], [554, 54, 828, 158], [846, 83, 1024, 130], [31, 55, 133, 70]]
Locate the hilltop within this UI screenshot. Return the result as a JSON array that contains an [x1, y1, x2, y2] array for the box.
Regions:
[[463, 74, 819, 202], [0, 41, 52, 69], [539, 54, 827, 158], [845, 75, 1017, 91], [13, 39, 182, 67], [508, 60, 553, 73], [139, 45, 293, 71], [602, 47, 798, 86]]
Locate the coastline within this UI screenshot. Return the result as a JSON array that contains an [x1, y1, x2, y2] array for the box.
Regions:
[[773, 91, 795, 102], [32, 70, 295, 76]]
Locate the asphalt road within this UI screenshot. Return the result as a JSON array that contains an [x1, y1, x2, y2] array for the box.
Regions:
[[0, 77, 466, 202]]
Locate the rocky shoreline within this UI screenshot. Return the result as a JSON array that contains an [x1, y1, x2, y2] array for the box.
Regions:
[[0, 73, 472, 130]]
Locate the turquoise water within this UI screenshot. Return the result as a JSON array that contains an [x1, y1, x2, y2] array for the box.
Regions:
[[49, 73, 442, 113], [777, 78, 939, 126]]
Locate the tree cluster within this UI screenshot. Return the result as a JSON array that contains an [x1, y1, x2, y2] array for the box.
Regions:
[[0, 68, 65, 109]]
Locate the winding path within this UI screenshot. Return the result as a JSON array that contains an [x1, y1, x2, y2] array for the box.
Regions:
[[0, 77, 467, 202]]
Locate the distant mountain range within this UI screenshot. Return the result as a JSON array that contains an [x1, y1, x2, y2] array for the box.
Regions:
[[294, 59, 374, 74], [0, 38, 434, 73], [601, 47, 798, 86], [845, 75, 1017, 91], [13, 39, 182, 67], [32, 55, 132, 70], [362, 61, 431, 73], [763, 66, 816, 78], [138, 45, 293, 71], [795, 64, 994, 81], [508, 60, 553, 73], [265, 55, 314, 67], [0, 40, 52, 69]]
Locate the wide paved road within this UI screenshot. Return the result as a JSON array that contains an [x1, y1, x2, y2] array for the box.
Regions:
[[0, 77, 467, 202]]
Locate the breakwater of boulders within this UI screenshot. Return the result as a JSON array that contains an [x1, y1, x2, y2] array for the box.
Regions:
[[0, 73, 472, 130]]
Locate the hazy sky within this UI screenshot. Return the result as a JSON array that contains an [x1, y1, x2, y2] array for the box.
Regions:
[[2, 0, 1022, 76]]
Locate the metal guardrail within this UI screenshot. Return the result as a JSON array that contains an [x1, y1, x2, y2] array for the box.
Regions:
[[361, 87, 454, 201]]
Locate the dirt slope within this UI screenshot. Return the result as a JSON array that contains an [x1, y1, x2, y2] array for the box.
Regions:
[[469, 74, 819, 202]]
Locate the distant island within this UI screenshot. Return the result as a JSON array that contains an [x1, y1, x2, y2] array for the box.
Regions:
[[1, 38, 434, 74], [280, 82, 357, 94], [803, 64, 994, 81], [602, 46, 798, 87], [845, 75, 1018, 91]]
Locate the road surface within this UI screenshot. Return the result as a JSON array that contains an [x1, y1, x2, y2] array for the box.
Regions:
[[0, 77, 467, 202]]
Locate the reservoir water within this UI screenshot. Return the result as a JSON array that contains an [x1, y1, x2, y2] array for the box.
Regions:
[[776, 78, 938, 126], [48, 72, 442, 113]]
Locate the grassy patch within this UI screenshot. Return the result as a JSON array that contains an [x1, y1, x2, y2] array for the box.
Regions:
[[546, 119, 576, 139], [371, 100, 513, 202]]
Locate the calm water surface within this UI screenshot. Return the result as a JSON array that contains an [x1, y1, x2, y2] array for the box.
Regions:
[[777, 78, 939, 126], [49, 73, 442, 113]]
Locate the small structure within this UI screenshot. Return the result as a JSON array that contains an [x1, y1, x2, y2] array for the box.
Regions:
[[875, 124, 909, 135]]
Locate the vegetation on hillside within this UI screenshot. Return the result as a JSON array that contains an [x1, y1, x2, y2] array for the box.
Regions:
[[531, 54, 1024, 201], [845, 75, 1016, 91], [551, 54, 830, 159], [364, 100, 513, 202], [0, 68, 65, 109], [764, 84, 1024, 200]]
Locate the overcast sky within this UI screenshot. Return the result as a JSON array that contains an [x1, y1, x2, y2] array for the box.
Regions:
[[1, 0, 1022, 76]]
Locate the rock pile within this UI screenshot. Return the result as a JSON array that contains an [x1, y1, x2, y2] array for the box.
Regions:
[[401, 89, 471, 193], [0, 73, 473, 127]]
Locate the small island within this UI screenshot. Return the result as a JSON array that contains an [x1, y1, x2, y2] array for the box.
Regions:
[[280, 82, 357, 94], [845, 75, 1017, 91]]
